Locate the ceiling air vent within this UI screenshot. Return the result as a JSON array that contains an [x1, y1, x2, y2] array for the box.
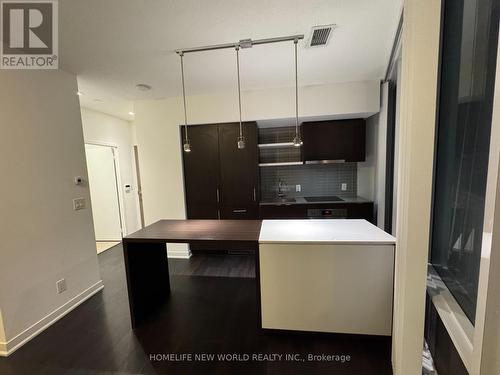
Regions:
[[309, 25, 336, 47]]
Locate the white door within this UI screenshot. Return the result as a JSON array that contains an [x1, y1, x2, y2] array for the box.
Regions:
[[85, 144, 123, 241]]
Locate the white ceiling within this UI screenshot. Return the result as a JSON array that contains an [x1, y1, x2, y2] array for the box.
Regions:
[[60, 0, 403, 119]]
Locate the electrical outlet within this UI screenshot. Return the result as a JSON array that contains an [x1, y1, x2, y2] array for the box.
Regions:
[[296, 184, 301, 192], [73, 197, 86, 210], [341, 183, 347, 191], [56, 279, 67, 294]]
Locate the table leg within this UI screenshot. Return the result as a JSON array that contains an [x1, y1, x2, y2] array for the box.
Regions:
[[123, 241, 170, 328]]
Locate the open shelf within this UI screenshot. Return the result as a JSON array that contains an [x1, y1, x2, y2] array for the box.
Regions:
[[258, 126, 302, 167], [258, 142, 296, 149]]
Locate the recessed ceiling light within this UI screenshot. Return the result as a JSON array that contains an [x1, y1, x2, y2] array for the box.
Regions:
[[128, 111, 135, 116], [136, 83, 152, 92]]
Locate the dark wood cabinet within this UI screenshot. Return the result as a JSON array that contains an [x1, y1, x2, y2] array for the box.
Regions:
[[218, 123, 259, 218], [182, 122, 259, 253], [343, 202, 374, 222], [220, 206, 259, 220], [259, 204, 307, 219], [259, 202, 374, 223], [182, 124, 220, 219], [302, 119, 366, 162]]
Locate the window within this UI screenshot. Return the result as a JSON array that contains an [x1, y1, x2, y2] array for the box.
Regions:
[[430, 0, 498, 323]]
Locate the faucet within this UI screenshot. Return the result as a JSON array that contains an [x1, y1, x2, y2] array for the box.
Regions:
[[278, 179, 285, 198]]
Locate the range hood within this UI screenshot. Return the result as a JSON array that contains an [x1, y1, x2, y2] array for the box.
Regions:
[[304, 159, 346, 165]]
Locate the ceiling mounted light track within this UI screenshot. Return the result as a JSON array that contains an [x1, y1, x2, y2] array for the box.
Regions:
[[178, 52, 191, 153], [175, 34, 304, 54], [175, 34, 305, 152]]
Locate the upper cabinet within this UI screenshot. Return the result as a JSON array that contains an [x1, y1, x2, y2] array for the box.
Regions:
[[302, 119, 366, 163]]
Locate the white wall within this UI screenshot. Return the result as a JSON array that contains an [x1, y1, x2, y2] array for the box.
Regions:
[[392, 0, 441, 373], [0, 311, 5, 345], [0, 70, 103, 355], [133, 81, 380, 256], [357, 113, 378, 202], [80, 107, 140, 235], [356, 82, 390, 229], [375, 83, 389, 229], [392, 58, 402, 235]]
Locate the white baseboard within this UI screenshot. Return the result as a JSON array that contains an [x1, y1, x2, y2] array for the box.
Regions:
[[167, 249, 192, 259], [165, 243, 191, 259], [0, 280, 104, 357]]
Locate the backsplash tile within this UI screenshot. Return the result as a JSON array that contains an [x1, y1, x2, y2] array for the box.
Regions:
[[260, 163, 357, 200], [259, 126, 298, 143], [259, 147, 302, 164]]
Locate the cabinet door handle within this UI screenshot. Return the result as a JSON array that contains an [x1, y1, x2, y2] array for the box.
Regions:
[[216, 188, 220, 203], [253, 188, 256, 202], [233, 209, 247, 213]]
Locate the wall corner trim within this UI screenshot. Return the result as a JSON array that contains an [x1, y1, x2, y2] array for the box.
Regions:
[[0, 280, 104, 357]]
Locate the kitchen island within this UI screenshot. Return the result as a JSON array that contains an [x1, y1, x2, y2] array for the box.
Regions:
[[259, 219, 396, 336], [123, 219, 395, 335]]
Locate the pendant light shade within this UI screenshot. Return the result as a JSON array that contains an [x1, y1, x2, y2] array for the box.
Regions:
[[293, 135, 302, 147], [235, 46, 245, 149], [178, 52, 191, 152], [292, 39, 303, 147]]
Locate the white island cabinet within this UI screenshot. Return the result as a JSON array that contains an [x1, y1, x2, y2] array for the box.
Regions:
[[258, 219, 396, 336]]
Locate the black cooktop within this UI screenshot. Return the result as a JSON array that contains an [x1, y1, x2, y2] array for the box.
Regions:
[[304, 196, 344, 202]]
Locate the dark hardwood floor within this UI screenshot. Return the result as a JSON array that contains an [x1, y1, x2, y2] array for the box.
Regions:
[[169, 254, 255, 278], [0, 245, 392, 375]]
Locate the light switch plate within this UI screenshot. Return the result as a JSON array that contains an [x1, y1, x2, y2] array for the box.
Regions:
[[73, 197, 86, 210], [296, 184, 301, 192], [341, 183, 347, 191], [56, 279, 67, 294]]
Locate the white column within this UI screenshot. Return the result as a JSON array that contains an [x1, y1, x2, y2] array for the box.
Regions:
[[391, 1, 441, 374], [475, 27, 500, 375]]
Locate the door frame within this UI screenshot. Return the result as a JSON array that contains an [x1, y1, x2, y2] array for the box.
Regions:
[[85, 140, 127, 237], [133, 145, 146, 228]]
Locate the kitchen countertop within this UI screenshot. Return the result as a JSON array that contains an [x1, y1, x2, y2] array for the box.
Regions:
[[259, 196, 371, 206], [258, 219, 396, 245]]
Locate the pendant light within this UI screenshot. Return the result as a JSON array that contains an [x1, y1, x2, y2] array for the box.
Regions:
[[179, 52, 191, 152], [235, 45, 245, 149], [292, 39, 303, 147]]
